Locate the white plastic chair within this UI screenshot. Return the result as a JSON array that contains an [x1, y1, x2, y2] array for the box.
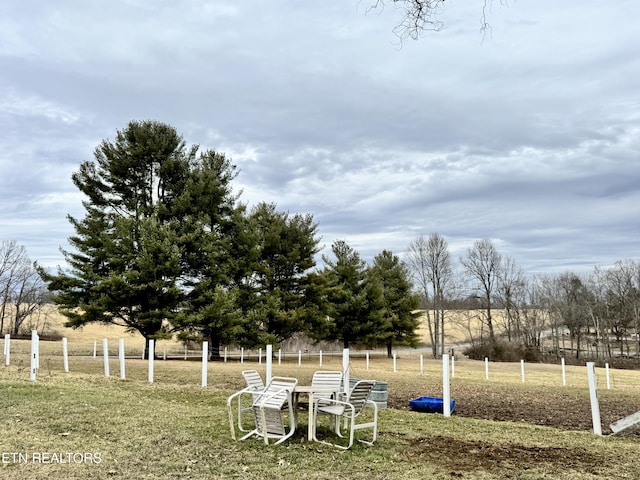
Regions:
[[228, 376, 298, 445], [312, 379, 378, 449], [234, 370, 265, 433], [296, 370, 343, 411]]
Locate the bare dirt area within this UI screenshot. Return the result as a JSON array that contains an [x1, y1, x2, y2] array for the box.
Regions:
[[393, 433, 610, 478], [385, 381, 640, 478], [388, 382, 640, 435]]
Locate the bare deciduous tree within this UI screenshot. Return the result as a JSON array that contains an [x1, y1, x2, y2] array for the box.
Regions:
[[460, 238, 502, 346], [367, 0, 503, 41], [406, 233, 453, 357], [0, 240, 49, 336]]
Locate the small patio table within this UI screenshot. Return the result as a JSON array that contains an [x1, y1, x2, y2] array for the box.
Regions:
[[293, 385, 342, 441]]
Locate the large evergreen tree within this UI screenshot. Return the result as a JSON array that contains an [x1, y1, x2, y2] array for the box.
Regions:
[[239, 202, 321, 345], [170, 150, 247, 358], [40, 121, 190, 357], [369, 250, 420, 358], [313, 240, 387, 348]]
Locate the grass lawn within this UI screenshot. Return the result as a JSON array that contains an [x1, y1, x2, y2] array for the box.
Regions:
[[1, 346, 639, 479]]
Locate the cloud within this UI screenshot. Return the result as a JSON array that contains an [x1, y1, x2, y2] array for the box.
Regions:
[[1, 0, 639, 275]]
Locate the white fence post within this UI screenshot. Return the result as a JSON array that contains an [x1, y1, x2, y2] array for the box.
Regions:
[[605, 363, 611, 389], [93, 340, 97, 359], [342, 348, 350, 395], [420, 354, 424, 374], [62, 337, 69, 373], [561, 357, 567, 386], [4, 334, 10, 366], [319, 350, 323, 367], [224, 347, 228, 363], [119, 339, 126, 380], [278, 348, 282, 365], [258, 348, 262, 365], [35, 331, 40, 369], [266, 345, 273, 385], [240, 347, 244, 364], [30, 330, 38, 382], [485, 357, 489, 380], [521, 359, 525, 383], [103, 339, 110, 377], [443, 354, 451, 417], [201, 341, 208, 388], [148, 340, 155, 383], [366, 351, 370, 370], [393, 352, 397, 372], [298, 350, 302, 366], [587, 362, 602, 435]]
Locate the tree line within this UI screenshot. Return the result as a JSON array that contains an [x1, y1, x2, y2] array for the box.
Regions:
[[5, 120, 638, 363], [407, 234, 640, 362], [33, 121, 419, 359]]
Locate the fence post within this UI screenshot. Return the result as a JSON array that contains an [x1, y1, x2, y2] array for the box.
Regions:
[[342, 348, 350, 395], [485, 357, 489, 380], [148, 340, 155, 383], [587, 362, 602, 435], [605, 363, 611, 389], [298, 350, 302, 366], [30, 330, 38, 382], [259, 348, 262, 365], [103, 339, 110, 377], [521, 359, 525, 383], [62, 337, 69, 373], [393, 352, 397, 373], [561, 357, 567, 386], [240, 347, 244, 364], [4, 334, 10, 366], [443, 354, 451, 417], [201, 341, 208, 388], [266, 345, 273, 384], [119, 338, 126, 380], [93, 340, 97, 359], [366, 351, 370, 370], [319, 350, 323, 367]]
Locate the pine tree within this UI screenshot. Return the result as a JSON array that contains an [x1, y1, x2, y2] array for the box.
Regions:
[[314, 240, 387, 348], [40, 121, 193, 357], [369, 250, 420, 357]]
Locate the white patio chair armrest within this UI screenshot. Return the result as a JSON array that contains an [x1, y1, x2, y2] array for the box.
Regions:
[[313, 397, 350, 408]]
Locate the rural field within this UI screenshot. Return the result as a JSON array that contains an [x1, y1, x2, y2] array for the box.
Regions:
[[1, 319, 640, 480]]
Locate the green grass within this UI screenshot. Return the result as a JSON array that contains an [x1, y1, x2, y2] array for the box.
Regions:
[[1, 353, 639, 479]]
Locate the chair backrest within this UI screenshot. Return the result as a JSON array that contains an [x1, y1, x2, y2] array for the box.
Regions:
[[256, 376, 298, 409], [242, 370, 265, 391], [311, 371, 343, 402], [347, 380, 376, 415]]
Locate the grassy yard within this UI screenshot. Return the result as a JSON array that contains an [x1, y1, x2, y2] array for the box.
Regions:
[[1, 347, 640, 480]]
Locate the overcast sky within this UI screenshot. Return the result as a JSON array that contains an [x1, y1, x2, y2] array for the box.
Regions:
[[1, 1, 639, 276]]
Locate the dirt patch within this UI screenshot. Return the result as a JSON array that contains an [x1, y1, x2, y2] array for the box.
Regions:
[[388, 383, 640, 434], [395, 434, 608, 477]]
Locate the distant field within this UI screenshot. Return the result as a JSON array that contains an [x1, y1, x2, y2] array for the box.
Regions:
[[26, 306, 485, 351]]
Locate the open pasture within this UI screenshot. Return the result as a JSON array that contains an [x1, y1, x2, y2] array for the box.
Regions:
[[1, 336, 640, 479]]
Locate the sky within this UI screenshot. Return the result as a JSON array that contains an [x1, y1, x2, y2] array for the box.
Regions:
[[1, 0, 639, 276]]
